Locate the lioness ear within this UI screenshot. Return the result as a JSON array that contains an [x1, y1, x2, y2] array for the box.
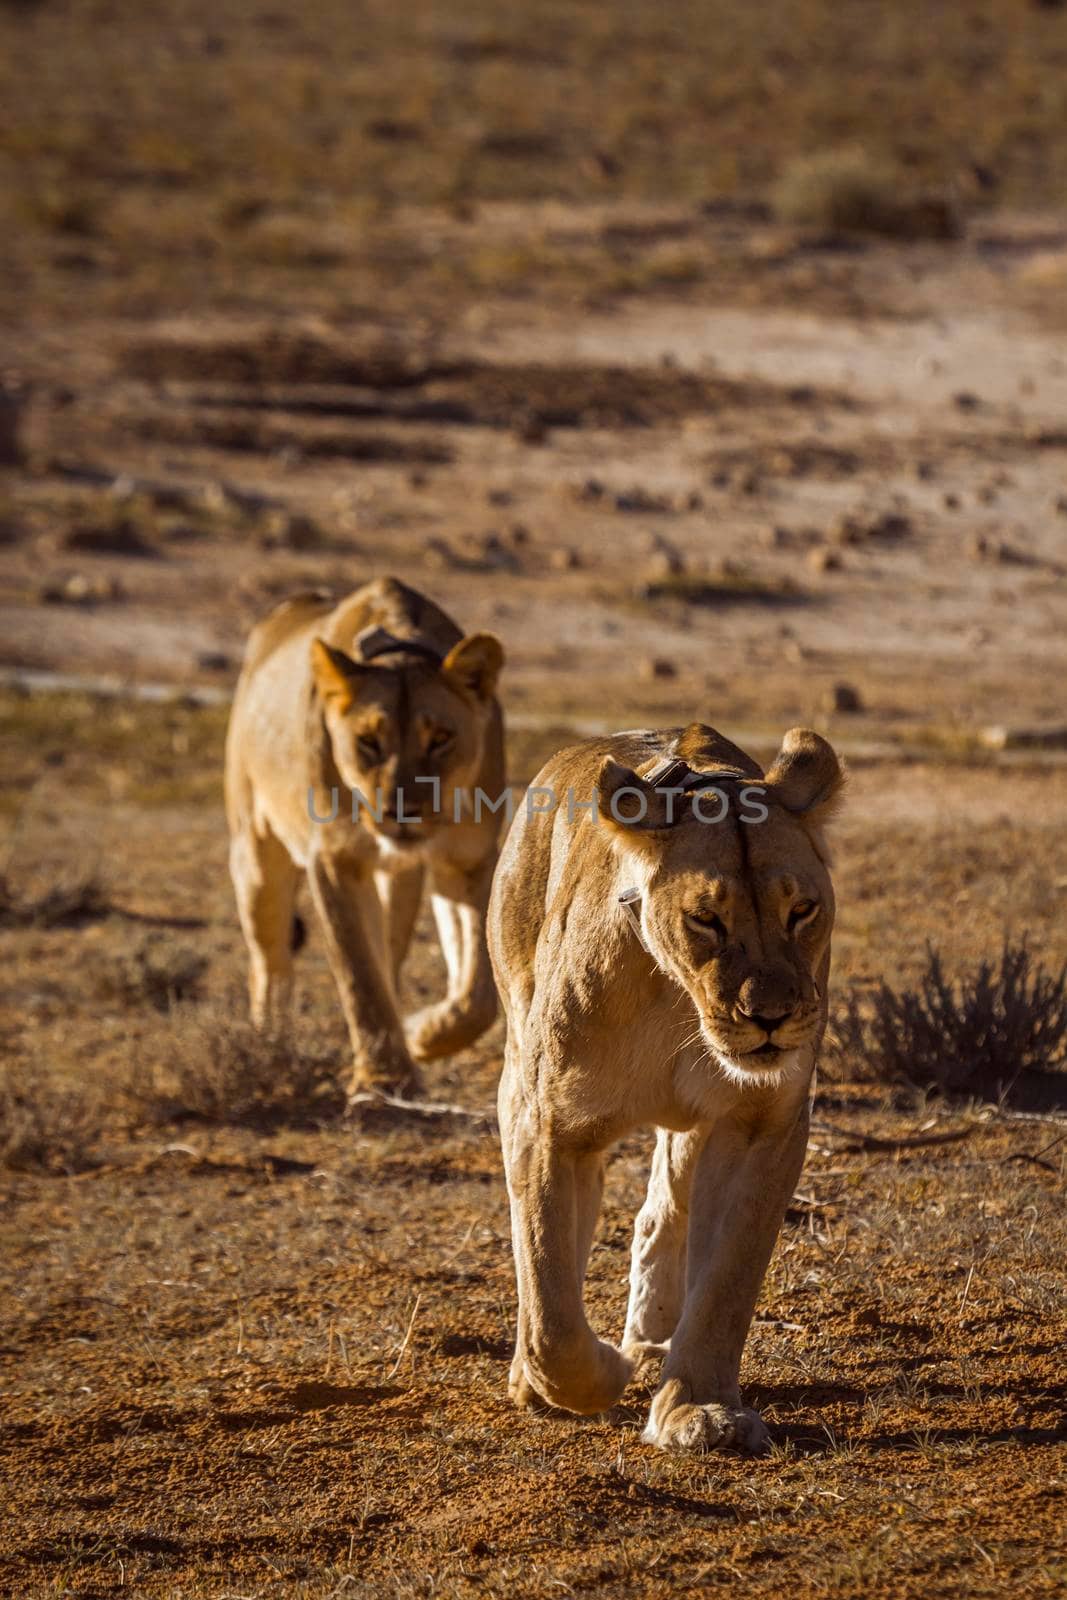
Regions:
[[764, 728, 845, 823], [310, 638, 363, 704], [596, 757, 675, 833], [442, 632, 504, 700]]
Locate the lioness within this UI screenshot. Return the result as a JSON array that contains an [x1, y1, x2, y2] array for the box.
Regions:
[[225, 577, 505, 1097], [489, 720, 843, 1453]]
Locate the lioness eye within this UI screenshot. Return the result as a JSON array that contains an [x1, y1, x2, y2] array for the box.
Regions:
[[686, 911, 727, 941], [357, 736, 382, 764], [789, 900, 817, 930], [429, 729, 454, 754]]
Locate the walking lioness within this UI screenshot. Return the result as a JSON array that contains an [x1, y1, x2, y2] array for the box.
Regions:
[[226, 577, 505, 1097], [490, 719, 843, 1453]]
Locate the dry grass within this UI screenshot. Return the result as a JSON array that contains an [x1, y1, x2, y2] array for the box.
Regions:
[[832, 941, 1067, 1101], [0, 999, 344, 1171], [0, 1064, 105, 1174], [91, 932, 209, 1012], [131, 1000, 344, 1127], [0, 867, 110, 929], [1, 0, 1064, 333], [635, 568, 806, 608], [0, 688, 231, 810], [773, 147, 960, 239]]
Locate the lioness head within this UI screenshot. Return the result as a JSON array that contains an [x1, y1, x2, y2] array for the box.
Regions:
[[598, 725, 844, 1084], [310, 632, 503, 845]]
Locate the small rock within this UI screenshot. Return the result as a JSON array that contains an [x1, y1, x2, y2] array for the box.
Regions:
[[643, 553, 684, 584], [943, 492, 961, 510], [977, 485, 998, 505], [425, 536, 461, 569], [487, 488, 513, 507], [640, 656, 678, 681], [197, 651, 232, 672], [508, 523, 531, 547], [642, 540, 685, 578], [830, 514, 865, 547], [969, 534, 1031, 565], [548, 546, 581, 571], [259, 510, 322, 551], [575, 477, 605, 502], [867, 511, 912, 541], [979, 722, 1067, 751], [737, 470, 762, 497], [614, 488, 673, 514], [41, 572, 124, 605], [915, 461, 935, 481], [685, 491, 704, 512], [763, 525, 790, 549], [201, 480, 271, 517], [479, 532, 520, 571], [807, 547, 843, 573], [517, 414, 547, 445], [953, 391, 981, 411], [1055, 494, 1067, 516], [825, 682, 863, 714]]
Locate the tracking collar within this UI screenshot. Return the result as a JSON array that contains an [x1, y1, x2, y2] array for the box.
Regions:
[[617, 754, 754, 962], [355, 625, 444, 667]]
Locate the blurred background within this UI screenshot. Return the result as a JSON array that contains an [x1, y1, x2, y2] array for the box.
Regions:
[[2, 10, 1067, 1597]]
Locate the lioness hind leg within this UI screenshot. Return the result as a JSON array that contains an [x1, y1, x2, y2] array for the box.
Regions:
[[623, 1127, 706, 1362], [499, 1085, 632, 1416], [230, 826, 300, 1028]]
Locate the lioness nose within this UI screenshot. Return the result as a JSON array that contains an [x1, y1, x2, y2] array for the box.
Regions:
[[737, 975, 798, 1033]]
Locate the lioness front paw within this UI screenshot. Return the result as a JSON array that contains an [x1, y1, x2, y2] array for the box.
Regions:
[[643, 1400, 770, 1456]]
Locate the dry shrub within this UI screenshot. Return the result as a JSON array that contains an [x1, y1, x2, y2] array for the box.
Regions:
[[132, 1000, 342, 1126], [0, 1066, 104, 1174], [93, 933, 209, 1012], [832, 942, 1067, 1101], [0, 870, 110, 929], [773, 148, 960, 239]]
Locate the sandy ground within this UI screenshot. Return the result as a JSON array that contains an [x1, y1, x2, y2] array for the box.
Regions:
[[2, 198, 1066, 1598]]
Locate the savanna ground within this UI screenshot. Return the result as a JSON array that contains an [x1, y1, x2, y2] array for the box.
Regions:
[[2, 2, 1067, 1596]]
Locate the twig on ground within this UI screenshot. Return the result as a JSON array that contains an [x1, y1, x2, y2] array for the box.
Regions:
[[387, 1294, 422, 1380], [811, 1120, 975, 1153], [347, 1090, 496, 1128]]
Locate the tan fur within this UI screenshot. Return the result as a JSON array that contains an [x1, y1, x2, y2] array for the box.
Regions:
[[225, 577, 505, 1097], [489, 720, 844, 1453]]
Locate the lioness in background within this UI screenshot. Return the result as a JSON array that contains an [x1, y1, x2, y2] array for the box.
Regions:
[[226, 577, 505, 1097], [490, 720, 843, 1454]]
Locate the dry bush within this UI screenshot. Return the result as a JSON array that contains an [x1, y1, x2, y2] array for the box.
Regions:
[[773, 148, 960, 239], [131, 1000, 342, 1126], [0, 1066, 104, 1174], [831, 942, 1067, 1100], [92, 933, 209, 1012], [0, 869, 110, 929]]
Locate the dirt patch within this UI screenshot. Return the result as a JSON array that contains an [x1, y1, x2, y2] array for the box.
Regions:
[[130, 410, 455, 465], [119, 330, 840, 434]]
